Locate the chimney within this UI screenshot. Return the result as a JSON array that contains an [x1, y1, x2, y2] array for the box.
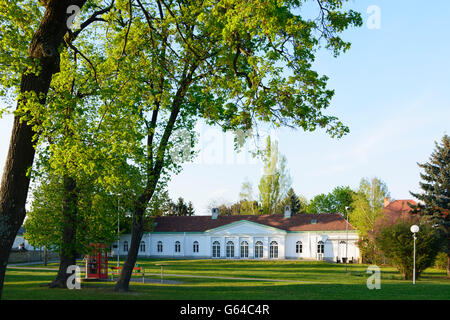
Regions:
[[384, 197, 391, 208], [284, 205, 291, 218], [211, 208, 219, 219]]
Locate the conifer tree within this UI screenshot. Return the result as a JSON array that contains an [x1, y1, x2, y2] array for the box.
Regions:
[[410, 134, 450, 276], [280, 188, 302, 215]]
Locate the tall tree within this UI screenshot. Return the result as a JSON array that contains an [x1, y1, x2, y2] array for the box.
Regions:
[[350, 177, 389, 263], [239, 180, 259, 215], [83, 0, 362, 292], [350, 177, 390, 237], [21, 1, 118, 288], [24, 174, 119, 260], [306, 186, 354, 214], [280, 188, 302, 214], [258, 136, 292, 214], [0, 0, 92, 298], [410, 134, 450, 277], [307, 193, 335, 213], [187, 202, 195, 216]]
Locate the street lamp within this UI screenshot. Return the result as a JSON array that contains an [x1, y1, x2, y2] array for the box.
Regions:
[[410, 224, 419, 284], [345, 206, 350, 272]]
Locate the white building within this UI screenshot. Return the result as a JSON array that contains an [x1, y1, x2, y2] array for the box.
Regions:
[[114, 208, 360, 262], [13, 226, 38, 251]]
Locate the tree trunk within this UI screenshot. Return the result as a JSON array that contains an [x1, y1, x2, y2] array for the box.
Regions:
[[0, 0, 87, 299], [447, 252, 450, 278], [43, 246, 48, 266], [49, 175, 78, 288], [114, 197, 147, 292]]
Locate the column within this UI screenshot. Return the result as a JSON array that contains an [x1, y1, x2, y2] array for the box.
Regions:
[[264, 236, 269, 259], [280, 236, 286, 259], [222, 236, 226, 258], [207, 236, 211, 258], [183, 232, 186, 257]]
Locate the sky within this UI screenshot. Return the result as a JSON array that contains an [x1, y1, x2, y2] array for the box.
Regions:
[[1, 1, 449, 216]]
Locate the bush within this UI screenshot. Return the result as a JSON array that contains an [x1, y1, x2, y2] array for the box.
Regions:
[[374, 217, 443, 280], [357, 237, 387, 265], [434, 252, 448, 270]]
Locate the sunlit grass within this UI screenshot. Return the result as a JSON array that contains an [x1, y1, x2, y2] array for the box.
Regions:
[[4, 259, 449, 300]]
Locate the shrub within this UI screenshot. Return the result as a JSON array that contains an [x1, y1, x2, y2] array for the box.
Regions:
[[374, 217, 443, 280], [434, 252, 448, 270]]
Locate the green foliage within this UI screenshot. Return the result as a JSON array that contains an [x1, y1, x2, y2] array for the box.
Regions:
[[374, 217, 443, 280], [238, 180, 261, 215], [349, 177, 389, 237], [410, 134, 450, 215], [280, 188, 302, 214], [2, 0, 362, 290], [258, 136, 291, 214], [144, 189, 195, 217], [306, 186, 354, 214], [356, 237, 385, 265], [24, 173, 119, 254], [434, 252, 448, 270], [410, 134, 450, 274], [0, 0, 42, 96], [166, 197, 196, 216]]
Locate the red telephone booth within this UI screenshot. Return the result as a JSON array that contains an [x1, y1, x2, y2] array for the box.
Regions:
[[85, 243, 108, 280]]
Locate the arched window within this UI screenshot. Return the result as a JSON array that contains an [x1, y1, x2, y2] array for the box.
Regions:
[[240, 241, 249, 258], [175, 241, 181, 253], [123, 241, 128, 252], [255, 241, 263, 258], [157, 241, 163, 253], [226, 241, 234, 258], [140, 241, 146, 252], [296, 241, 302, 254], [212, 241, 220, 258], [317, 241, 324, 254], [193, 241, 199, 253], [270, 241, 278, 258]]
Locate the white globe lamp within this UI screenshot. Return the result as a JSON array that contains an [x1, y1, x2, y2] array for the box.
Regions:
[[410, 224, 419, 284]]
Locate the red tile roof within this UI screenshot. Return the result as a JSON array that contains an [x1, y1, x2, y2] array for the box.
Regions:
[[153, 213, 355, 232], [382, 199, 418, 223]]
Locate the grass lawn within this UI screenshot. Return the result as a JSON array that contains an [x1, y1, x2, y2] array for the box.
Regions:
[[3, 259, 449, 300]]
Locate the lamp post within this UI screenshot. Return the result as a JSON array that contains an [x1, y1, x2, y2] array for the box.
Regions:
[[410, 225, 419, 284], [345, 206, 350, 272]]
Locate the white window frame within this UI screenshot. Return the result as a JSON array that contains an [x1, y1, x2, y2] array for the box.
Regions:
[[157, 241, 163, 253], [270, 241, 278, 259], [255, 241, 263, 258], [240, 241, 249, 258], [193, 241, 199, 253], [296, 241, 302, 254], [226, 241, 234, 258], [212, 241, 220, 258], [317, 241, 324, 254]]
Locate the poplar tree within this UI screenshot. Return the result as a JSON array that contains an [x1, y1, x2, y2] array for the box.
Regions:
[[258, 136, 291, 214]]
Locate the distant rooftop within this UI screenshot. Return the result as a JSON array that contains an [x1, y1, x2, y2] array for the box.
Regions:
[[153, 213, 355, 233]]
